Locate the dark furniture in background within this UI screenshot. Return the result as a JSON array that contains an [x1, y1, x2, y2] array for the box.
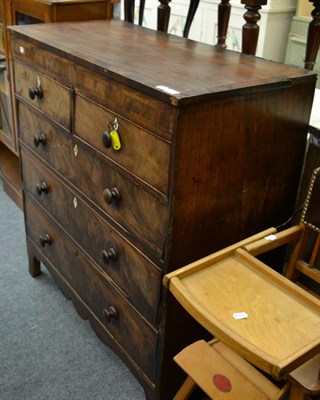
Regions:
[[9, 19, 316, 400]]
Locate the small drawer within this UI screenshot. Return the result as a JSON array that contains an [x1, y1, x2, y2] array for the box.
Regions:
[[19, 103, 169, 260], [22, 148, 162, 325], [75, 95, 170, 195], [25, 195, 158, 382], [11, 37, 72, 85], [74, 64, 177, 141], [14, 61, 71, 129]]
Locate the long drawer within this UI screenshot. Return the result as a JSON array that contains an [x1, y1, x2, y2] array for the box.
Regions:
[[25, 194, 158, 382], [11, 37, 73, 85], [74, 94, 170, 195], [21, 148, 162, 325], [18, 103, 169, 260], [14, 60, 71, 129]]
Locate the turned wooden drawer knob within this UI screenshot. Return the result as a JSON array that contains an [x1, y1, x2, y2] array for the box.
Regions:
[[103, 187, 121, 204], [36, 182, 49, 195], [33, 133, 47, 147], [39, 233, 52, 247], [103, 306, 119, 322], [28, 85, 43, 100], [101, 248, 119, 263]]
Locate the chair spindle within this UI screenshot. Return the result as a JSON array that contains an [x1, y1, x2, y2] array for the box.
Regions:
[[138, 0, 145, 24], [183, 0, 201, 38]]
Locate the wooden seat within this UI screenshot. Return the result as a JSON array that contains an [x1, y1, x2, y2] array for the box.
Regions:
[[173, 339, 290, 400]]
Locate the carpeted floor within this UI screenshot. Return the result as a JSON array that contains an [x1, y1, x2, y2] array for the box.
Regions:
[[0, 180, 145, 400]]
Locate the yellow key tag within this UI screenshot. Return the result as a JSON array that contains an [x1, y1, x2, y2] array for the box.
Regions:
[[110, 130, 121, 151]]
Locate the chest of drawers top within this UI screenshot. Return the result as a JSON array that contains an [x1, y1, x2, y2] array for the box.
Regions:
[[9, 19, 316, 106]]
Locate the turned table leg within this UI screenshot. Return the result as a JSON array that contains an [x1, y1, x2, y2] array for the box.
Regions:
[[124, 0, 135, 23], [241, 0, 267, 55], [158, 0, 171, 32], [139, 0, 145, 25], [304, 0, 320, 70], [216, 0, 232, 48]]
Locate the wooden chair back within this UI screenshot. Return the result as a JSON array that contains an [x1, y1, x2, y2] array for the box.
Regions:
[[123, 0, 320, 62], [124, 0, 268, 54]]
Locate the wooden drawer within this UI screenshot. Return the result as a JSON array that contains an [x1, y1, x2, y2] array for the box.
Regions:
[[21, 148, 162, 325], [24, 194, 158, 382], [18, 104, 169, 260], [75, 95, 171, 195], [74, 64, 177, 141], [10, 38, 72, 85], [14, 61, 71, 129]]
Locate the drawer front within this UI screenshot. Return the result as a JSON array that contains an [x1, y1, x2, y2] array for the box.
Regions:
[[74, 64, 177, 141], [14, 61, 71, 129], [75, 95, 170, 195], [21, 148, 162, 325], [11, 37, 72, 85], [19, 104, 169, 260], [25, 194, 158, 382]]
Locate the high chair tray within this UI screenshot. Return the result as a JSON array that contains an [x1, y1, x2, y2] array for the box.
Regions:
[[164, 236, 320, 379]]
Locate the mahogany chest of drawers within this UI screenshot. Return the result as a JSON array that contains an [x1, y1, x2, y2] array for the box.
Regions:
[[9, 20, 316, 400]]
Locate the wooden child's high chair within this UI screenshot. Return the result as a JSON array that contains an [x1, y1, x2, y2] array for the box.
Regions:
[[164, 167, 320, 400]]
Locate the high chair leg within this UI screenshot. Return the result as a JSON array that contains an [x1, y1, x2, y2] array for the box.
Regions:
[[173, 376, 197, 400]]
